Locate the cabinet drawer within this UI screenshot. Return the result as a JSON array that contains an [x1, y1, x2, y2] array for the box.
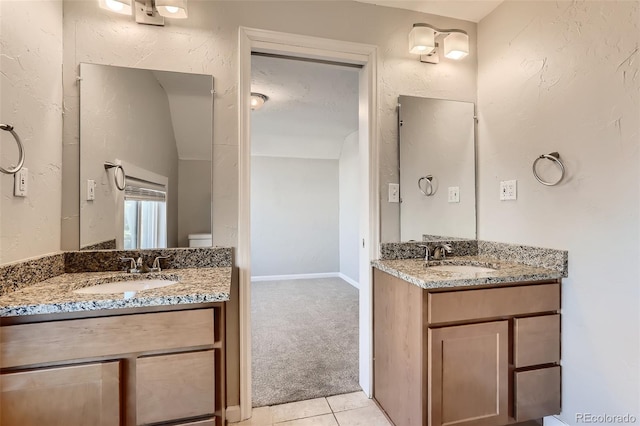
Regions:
[[137, 350, 215, 425], [514, 366, 561, 421], [1, 361, 120, 426], [1, 309, 214, 368], [514, 314, 560, 367], [427, 283, 560, 324]]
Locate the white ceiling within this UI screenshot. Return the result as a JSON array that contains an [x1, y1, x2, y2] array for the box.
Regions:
[[355, 0, 503, 23], [251, 55, 359, 160], [153, 70, 213, 161]]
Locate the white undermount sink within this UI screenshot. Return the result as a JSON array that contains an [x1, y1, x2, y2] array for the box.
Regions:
[[428, 264, 496, 273], [74, 278, 179, 299]]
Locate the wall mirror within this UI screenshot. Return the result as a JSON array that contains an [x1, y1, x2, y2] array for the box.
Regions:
[[398, 95, 476, 241], [79, 63, 213, 250]]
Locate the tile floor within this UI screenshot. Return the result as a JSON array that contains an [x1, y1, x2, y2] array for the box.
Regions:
[[230, 391, 392, 426]]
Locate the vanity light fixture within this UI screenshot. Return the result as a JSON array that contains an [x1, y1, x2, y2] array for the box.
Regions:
[[409, 23, 469, 64], [250, 93, 269, 111], [98, 0, 188, 26]]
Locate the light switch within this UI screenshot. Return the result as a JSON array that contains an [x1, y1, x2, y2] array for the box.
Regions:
[[87, 179, 96, 201], [500, 180, 517, 201], [13, 168, 28, 197], [448, 186, 460, 203], [388, 183, 400, 203]]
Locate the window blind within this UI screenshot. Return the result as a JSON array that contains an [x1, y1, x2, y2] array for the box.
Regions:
[[124, 176, 166, 202]]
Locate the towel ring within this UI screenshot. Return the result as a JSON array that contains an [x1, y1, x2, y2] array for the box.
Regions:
[[0, 124, 25, 175], [418, 175, 435, 196], [104, 162, 126, 191], [533, 152, 565, 186]]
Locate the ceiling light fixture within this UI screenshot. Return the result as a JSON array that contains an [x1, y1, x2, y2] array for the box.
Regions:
[[409, 23, 469, 64], [98, 0, 188, 25], [250, 93, 269, 111]]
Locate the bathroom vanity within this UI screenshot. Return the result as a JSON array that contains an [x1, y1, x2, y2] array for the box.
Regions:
[[372, 256, 563, 426], [0, 252, 231, 426]]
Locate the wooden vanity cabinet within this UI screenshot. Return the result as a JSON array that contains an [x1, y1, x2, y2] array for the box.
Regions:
[[0, 304, 226, 426], [373, 269, 561, 426]]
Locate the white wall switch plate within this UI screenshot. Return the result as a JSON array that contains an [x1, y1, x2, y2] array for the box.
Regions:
[[388, 183, 400, 203], [13, 168, 28, 197], [87, 179, 96, 201], [500, 179, 517, 201], [448, 186, 460, 203]]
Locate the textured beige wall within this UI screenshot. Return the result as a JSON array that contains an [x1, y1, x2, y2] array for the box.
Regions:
[[478, 1, 639, 421], [178, 159, 212, 248], [0, 0, 63, 265]]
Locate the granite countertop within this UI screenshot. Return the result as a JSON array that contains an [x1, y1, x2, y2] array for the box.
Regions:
[[372, 256, 563, 290], [0, 267, 232, 317]]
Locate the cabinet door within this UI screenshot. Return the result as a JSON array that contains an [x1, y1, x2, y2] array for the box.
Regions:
[[137, 350, 215, 425], [429, 321, 509, 426], [1, 361, 120, 426]]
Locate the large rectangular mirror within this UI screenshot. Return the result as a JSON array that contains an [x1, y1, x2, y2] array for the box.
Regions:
[[399, 95, 476, 241], [80, 64, 213, 250]]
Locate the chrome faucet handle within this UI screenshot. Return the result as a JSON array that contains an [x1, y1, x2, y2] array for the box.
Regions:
[[151, 256, 170, 271], [120, 257, 137, 273]]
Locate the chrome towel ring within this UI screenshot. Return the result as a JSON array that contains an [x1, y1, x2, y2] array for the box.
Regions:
[[104, 162, 126, 191], [418, 175, 435, 196], [533, 152, 565, 186], [0, 124, 25, 175]]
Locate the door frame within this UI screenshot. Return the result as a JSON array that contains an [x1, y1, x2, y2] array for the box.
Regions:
[[237, 26, 379, 420]]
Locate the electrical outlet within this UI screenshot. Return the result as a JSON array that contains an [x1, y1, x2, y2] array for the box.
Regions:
[[448, 186, 460, 203], [388, 183, 400, 203], [500, 180, 517, 201], [13, 168, 28, 197], [87, 179, 96, 201]]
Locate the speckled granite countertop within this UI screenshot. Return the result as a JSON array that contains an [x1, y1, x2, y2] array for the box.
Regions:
[[0, 267, 231, 317], [372, 256, 563, 290]]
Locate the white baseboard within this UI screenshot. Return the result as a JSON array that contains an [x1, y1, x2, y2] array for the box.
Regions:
[[339, 273, 359, 289], [251, 272, 360, 290], [226, 405, 241, 423], [544, 416, 569, 426], [251, 272, 340, 282]]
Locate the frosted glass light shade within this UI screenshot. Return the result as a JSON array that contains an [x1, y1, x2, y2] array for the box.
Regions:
[[444, 31, 469, 60], [99, 0, 132, 15], [156, 0, 188, 18], [409, 25, 436, 55], [251, 93, 268, 111]]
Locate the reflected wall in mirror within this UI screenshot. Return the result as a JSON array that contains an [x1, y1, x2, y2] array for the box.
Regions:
[[80, 64, 213, 250], [399, 95, 476, 241]]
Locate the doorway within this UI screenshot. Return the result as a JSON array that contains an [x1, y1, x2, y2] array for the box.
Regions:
[[249, 53, 361, 407], [238, 27, 379, 421]]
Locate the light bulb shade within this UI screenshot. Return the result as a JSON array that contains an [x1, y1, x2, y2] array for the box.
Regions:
[[409, 24, 436, 55], [98, 0, 132, 15], [251, 93, 268, 111], [444, 31, 469, 60], [156, 0, 188, 18]]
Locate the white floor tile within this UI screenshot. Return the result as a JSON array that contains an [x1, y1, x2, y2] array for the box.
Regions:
[[327, 392, 373, 413], [276, 413, 338, 426], [230, 406, 273, 426], [271, 398, 332, 423], [334, 405, 392, 426]]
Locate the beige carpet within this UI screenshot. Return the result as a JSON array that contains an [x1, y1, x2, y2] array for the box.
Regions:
[[251, 277, 360, 407]]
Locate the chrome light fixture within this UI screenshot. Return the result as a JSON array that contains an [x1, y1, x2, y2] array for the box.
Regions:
[[250, 93, 269, 111], [409, 23, 469, 64], [99, 0, 188, 25]]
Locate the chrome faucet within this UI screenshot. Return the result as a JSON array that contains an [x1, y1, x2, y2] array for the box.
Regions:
[[418, 245, 432, 267], [150, 256, 170, 272], [121, 257, 140, 273], [432, 243, 453, 260]]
